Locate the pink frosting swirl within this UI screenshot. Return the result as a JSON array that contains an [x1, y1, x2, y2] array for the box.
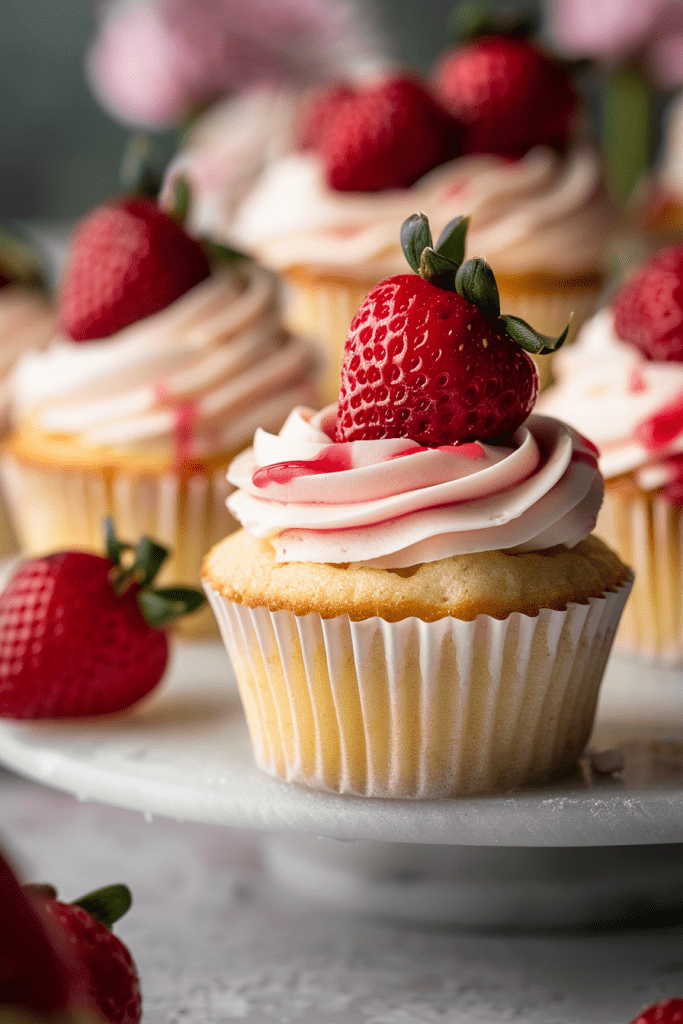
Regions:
[[227, 405, 603, 567]]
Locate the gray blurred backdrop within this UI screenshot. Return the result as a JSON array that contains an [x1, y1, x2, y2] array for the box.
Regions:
[[0, 0, 472, 221]]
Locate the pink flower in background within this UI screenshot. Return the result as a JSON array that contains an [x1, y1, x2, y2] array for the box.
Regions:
[[552, 0, 683, 87], [87, 0, 388, 128]]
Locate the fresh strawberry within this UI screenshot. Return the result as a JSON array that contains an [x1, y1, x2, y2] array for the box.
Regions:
[[612, 246, 683, 362], [321, 77, 456, 192], [0, 522, 205, 719], [432, 36, 575, 158], [59, 194, 211, 341], [35, 886, 141, 1024], [297, 83, 355, 151], [0, 851, 79, 1016], [335, 212, 568, 445], [629, 1000, 683, 1024]]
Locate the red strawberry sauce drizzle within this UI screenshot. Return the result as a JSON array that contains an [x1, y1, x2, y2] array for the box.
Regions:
[[252, 445, 353, 487], [627, 364, 648, 394], [154, 381, 199, 471], [251, 440, 489, 488], [389, 442, 485, 460], [634, 387, 683, 451]]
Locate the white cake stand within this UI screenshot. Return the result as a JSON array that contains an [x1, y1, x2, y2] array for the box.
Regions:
[[1, 634, 683, 928]]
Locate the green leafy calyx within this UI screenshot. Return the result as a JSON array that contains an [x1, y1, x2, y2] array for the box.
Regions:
[[73, 884, 132, 930], [399, 212, 570, 354], [104, 518, 206, 626]]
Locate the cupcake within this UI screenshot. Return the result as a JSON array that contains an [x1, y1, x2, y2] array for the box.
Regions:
[[187, 38, 616, 401], [540, 245, 683, 664], [0, 232, 55, 554], [0, 189, 317, 634], [203, 215, 631, 798]]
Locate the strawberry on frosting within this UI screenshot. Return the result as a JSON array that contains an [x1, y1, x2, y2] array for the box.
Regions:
[[226, 213, 603, 567], [539, 246, 683, 503]]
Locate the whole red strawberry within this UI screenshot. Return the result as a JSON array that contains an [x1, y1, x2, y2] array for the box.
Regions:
[[0, 851, 79, 1016], [336, 213, 567, 446], [321, 77, 456, 192], [432, 36, 575, 158], [629, 1000, 683, 1024], [0, 522, 204, 719], [36, 887, 141, 1024], [298, 83, 354, 151], [59, 194, 210, 341], [612, 246, 683, 362]]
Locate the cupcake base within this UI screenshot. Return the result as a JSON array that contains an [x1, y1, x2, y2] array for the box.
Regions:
[[598, 481, 683, 665], [204, 580, 631, 798]]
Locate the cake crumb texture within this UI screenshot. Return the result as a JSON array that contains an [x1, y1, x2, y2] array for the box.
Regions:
[[203, 530, 630, 622]]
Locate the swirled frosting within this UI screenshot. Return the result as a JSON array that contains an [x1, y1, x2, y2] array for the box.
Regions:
[[0, 286, 54, 434], [538, 308, 683, 493], [11, 263, 317, 459], [227, 405, 603, 567], [226, 144, 615, 279]]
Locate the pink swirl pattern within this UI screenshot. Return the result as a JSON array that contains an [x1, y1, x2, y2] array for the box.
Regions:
[[227, 405, 603, 567]]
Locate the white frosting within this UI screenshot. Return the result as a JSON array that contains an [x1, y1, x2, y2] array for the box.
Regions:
[[0, 286, 54, 434], [11, 264, 317, 457], [227, 145, 615, 278], [538, 308, 683, 484], [227, 405, 603, 568]]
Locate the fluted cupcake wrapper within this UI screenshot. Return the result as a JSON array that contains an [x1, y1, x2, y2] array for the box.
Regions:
[[204, 580, 632, 798], [0, 453, 236, 636], [599, 487, 683, 665]]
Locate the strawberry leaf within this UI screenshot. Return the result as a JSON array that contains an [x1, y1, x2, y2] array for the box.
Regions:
[[170, 177, 191, 225], [104, 518, 134, 568], [138, 586, 206, 627], [132, 537, 168, 588], [74, 884, 132, 929], [204, 240, 246, 264], [434, 215, 469, 266], [400, 213, 433, 273], [455, 258, 500, 318], [418, 247, 459, 290], [500, 314, 571, 354]]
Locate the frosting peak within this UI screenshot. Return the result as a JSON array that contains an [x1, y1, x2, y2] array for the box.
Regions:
[[227, 405, 603, 567]]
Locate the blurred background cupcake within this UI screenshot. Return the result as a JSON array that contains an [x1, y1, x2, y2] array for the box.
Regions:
[[539, 245, 683, 664], [0, 187, 318, 635], [0, 231, 55, 555], [169, 18, 616, 400]]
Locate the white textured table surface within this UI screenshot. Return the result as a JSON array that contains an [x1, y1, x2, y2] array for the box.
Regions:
[[3, 765, 683, 1024]]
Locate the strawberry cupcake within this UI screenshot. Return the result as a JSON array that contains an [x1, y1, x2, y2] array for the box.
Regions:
[[195, 45, 616, 401], [540, 245, 683, 664], [0, 188, 317, 635], [203, 215, 631, 798]]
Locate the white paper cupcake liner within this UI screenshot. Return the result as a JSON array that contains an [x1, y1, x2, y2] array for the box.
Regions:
[[598, 487, 682, 664], [0, 454, 237, 635], [204, 579, 632, 798]]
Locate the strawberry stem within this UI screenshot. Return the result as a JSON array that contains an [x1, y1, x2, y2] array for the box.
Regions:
[[73, 884, 131, 930]]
